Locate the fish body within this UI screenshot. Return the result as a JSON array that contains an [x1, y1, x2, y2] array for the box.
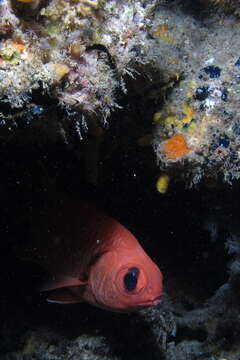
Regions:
[[27, 200, 163, 312]]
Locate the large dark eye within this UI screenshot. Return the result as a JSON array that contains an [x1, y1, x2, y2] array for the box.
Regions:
[[124, 267, 139, 291]]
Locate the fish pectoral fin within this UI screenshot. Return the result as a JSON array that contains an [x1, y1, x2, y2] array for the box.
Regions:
[[46, 288, 83, 304], [40, 275, 88, 292]]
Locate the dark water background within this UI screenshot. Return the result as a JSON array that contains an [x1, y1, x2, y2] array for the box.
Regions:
[[0, 118, 233, 359]]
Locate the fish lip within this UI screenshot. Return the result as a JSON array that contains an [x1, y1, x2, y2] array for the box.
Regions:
[[138, 295, 162, 308]]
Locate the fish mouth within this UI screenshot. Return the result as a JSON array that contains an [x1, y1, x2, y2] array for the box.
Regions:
[[138, 295, 162, 308]]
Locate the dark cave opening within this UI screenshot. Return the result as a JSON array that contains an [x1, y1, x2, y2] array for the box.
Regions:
[[0, 112, 231, 313], [0, 72, 236, 359]]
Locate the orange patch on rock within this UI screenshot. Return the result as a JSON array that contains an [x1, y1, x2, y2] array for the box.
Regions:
[[11, 42, 26, 52], [163, 134, 190, 159]]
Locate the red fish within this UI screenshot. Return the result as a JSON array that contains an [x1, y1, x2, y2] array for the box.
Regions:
[[27, 200, 163, 312]]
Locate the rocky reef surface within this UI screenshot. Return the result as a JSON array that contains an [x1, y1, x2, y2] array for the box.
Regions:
[[0, 0, 156, 136], [151, 3, 240, 186], [1, 0, 240, 185]]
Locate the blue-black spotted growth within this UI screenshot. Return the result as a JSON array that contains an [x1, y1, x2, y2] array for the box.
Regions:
[[221, 88, 228, 101], [202, 65, 221, 78], [218, 135, 230, 148], [235, 57, 240, 67], [194, 87, 209, 101]]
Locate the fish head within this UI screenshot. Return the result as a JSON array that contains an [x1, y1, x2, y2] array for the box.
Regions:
[[85, 249, 163, 312]]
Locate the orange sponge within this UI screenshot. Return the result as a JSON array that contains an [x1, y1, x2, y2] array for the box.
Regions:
[[163, 134, 190, 159]]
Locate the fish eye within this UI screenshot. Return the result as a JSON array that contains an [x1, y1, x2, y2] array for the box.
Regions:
[[124, 267, 139, 291]]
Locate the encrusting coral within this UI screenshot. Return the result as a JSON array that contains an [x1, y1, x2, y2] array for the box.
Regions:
[[0, 0, 157, 121], [150, 1, 240, 186]]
